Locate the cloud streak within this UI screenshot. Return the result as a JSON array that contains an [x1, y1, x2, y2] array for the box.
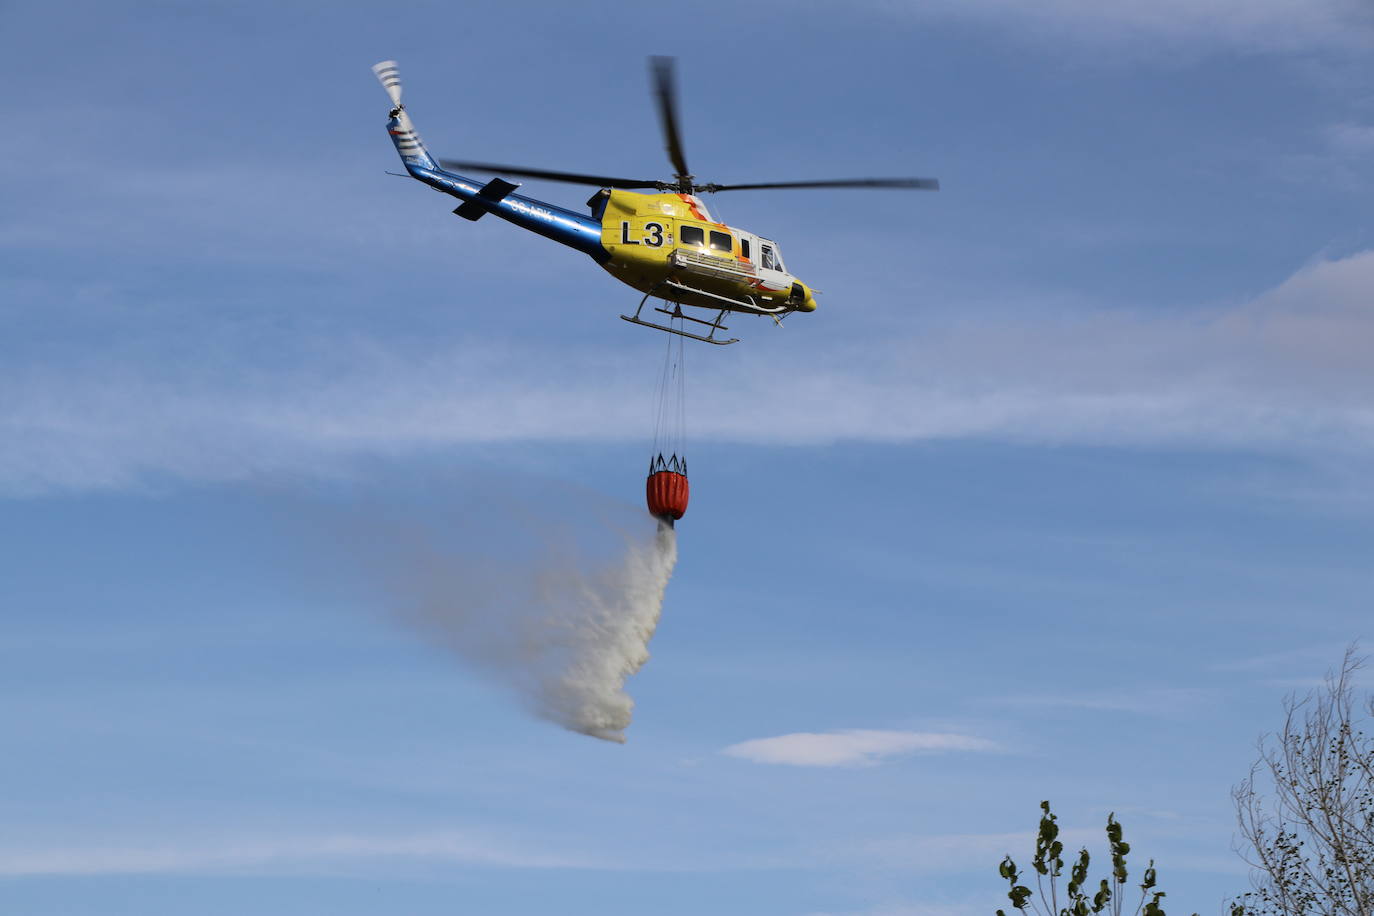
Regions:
[[0, 830, 597, 877], [991, 687, 1219, 717], [721, 729, 999, 767], [867, 0, 1374, 51], [6, 250, 1374, 494]]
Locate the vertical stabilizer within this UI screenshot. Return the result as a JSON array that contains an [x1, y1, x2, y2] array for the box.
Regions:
[[372, 60, 437, 171]]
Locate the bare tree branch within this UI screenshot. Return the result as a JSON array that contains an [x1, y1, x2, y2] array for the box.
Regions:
[[1232, 645, 1374, 916]]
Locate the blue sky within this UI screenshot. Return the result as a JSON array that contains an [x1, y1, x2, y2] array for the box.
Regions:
[[3, 1, 1374, 914]]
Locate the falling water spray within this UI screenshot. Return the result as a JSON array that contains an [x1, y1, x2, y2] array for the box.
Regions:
[[306, 477, 678, 744], [529, 519, 677, 742]]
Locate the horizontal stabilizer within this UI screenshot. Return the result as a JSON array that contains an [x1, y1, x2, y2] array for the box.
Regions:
[[453, 177, 521, 221]]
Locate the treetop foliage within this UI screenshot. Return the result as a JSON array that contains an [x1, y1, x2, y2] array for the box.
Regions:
[[997, 801, 1194, 916]]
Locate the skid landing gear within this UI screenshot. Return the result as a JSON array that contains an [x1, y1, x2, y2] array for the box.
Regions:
[[620, 289, 740, 346]]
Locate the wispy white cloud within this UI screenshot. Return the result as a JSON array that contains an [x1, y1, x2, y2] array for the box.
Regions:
[[1326, 122, 1374, 155], [1211, 643, 1354, 673], [0, 830, 597, 877], [823, 819, 1248, 883], [721, 730, 999, 767], [1258, 673, 1374, 690], [993, 687, 1219, 717], [0, 826, 1052, 878], [848, 828, 1063, 871], [7, 250, 1374, 494], [806, 903, 984, 916], [867, 0, 1374, 51], [1211, 644, 1374, 689]]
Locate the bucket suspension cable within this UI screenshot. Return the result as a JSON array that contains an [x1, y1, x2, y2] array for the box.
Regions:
[[650, 311, 687, 468], [645, 310, 691, 523]]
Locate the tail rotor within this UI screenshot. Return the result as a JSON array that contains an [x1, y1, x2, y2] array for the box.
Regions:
[[372, 60, 404, 109], [371, 59, 434, 170]]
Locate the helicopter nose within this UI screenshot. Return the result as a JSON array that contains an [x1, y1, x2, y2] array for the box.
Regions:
[[790, 282, 818, 312]]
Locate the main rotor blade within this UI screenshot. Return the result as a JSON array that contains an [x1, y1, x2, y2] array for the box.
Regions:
[[437, 159, 661, 189], [702, 177, 941, 192], [649, 56, 691, 180]]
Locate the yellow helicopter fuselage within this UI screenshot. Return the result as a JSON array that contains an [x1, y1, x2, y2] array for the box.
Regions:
[[594, 190, 818, 316]]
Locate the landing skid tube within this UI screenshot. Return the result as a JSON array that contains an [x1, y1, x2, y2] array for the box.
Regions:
[[621, 291, 740, 346]]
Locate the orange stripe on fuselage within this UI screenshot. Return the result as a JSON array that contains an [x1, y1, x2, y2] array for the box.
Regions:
[[676, 193, 708, 222]]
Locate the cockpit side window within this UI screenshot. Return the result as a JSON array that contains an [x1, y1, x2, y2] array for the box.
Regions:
[[761, 244, 785, 272]]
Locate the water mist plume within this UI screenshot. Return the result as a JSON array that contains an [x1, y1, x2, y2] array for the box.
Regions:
[[523, 520, 677, 741], [301, 478, 678, 743]]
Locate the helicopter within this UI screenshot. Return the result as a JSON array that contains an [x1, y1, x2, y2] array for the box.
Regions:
[[372, 58, 938, 345]]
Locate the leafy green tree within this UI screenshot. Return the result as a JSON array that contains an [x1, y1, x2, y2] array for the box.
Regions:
[[1231, 647, 1374, 916], [997, 801, 1196, 916]]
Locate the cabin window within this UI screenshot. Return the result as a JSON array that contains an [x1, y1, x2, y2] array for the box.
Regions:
[[709, 231, 733, 253], [680, 226, 704, 246], [740, 239, 751, 259]]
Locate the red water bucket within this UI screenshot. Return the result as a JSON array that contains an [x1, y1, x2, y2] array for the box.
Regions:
[[646, 469, 689, 521]]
